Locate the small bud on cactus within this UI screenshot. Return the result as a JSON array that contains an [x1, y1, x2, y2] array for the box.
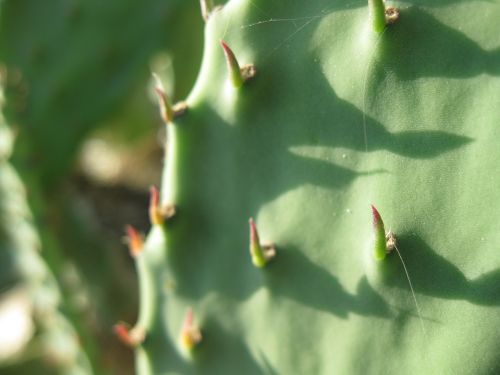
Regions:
[[371, 205, 388, 261], [152, 73, 174, 124], [113, 323, 145, 347], [152, 74, 188, 124], [180, 308, 202, 351], [249, 218, 276, 267], [220, 40, 256, 88], [126, 225, 143, 257], [149, 186, 176, 226]]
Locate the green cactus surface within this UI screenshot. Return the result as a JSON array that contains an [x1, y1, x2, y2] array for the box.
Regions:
[[130, 1, 500, 374]]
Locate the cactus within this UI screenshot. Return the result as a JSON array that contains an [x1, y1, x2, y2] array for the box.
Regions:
[[129, 0, 499, 373], [0, 0, 204, 187], [0, 2, 209, 372], [0, 85, 93, 374]]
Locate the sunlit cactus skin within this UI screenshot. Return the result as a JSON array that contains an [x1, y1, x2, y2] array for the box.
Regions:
[[130, 1, 500, 374]]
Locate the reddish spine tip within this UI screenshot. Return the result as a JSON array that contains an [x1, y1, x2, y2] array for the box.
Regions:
[[152, 73, 173, 123], [248, 218, 275, 267], [153, 87, 164, 103], [150, 185, 160, 207], [220, 40, 244, 87], [370, 204, 388, 261], [183, 308, 194, 328], [249, 218, 259, 245], [371, 204, 382, 227], [126, 225, 143, 257], [114, 323, 135, 347], [149, 185, 162, 225], [181, 307, 202, 350], [114, 323, 130, 344], [220, 39, 230, 52], [220, 40, 236, 66], [114, 323, 145, 347], [148, 186, 176, 225]]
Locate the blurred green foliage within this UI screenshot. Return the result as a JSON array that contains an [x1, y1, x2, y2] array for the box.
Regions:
[[0, 0, 204, 187]]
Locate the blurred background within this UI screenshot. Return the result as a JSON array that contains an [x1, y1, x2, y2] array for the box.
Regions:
[[0, 0, 224, 374]]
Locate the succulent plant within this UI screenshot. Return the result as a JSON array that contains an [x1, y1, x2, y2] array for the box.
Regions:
[[113, 0, 500, 373], [0, 0, 204, 187], [0, 2, 212, 373], [0, 84, 94, 374], [1, 0, 498, 373]]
